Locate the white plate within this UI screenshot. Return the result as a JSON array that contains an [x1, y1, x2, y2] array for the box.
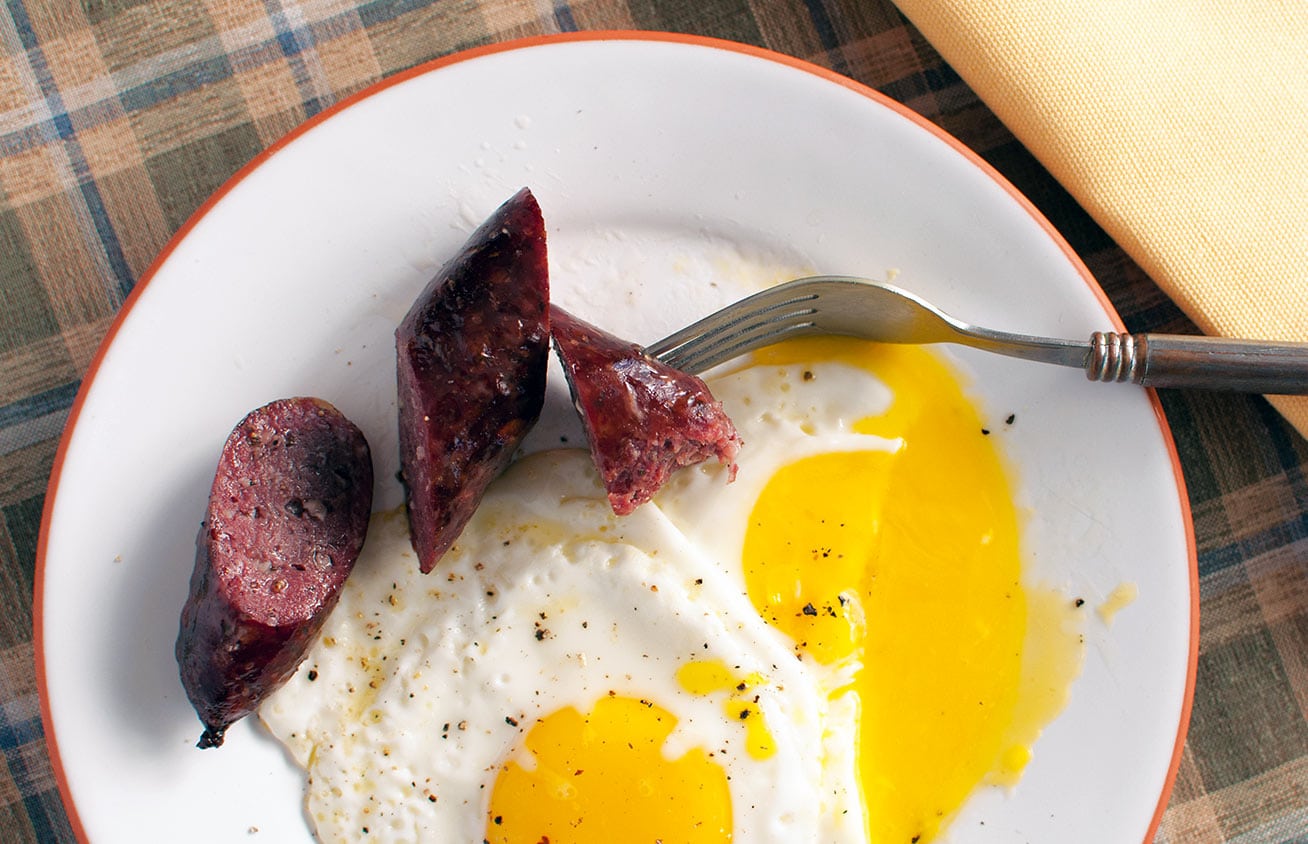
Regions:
[[36, 33, 1195, 843]]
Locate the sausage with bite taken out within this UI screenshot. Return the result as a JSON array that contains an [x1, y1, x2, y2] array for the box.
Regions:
[[550, 305, 741, 515]]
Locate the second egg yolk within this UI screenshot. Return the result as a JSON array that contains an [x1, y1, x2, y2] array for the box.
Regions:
[[743, 338, 1031, 844], [485, 694, 732, 843]]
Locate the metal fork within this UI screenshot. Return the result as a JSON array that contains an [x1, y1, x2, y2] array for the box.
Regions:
[[646, 275, 1308, 393]]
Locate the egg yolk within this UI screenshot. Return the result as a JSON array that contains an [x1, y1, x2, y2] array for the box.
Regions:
[[485, 694, 732, 843], [676, 659, 777, 760], [744, 337, 1035, 843]]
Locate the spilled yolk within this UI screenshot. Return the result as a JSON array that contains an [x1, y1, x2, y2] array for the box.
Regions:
[[677, 659, 777, 760], [744, 337, 1077, 843], [484, 695, 732, 843]]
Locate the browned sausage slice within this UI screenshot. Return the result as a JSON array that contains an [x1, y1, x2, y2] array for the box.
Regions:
[[395, 188, 550, 573], [550, 305, 741, 515], [175, 397, 373, 748]]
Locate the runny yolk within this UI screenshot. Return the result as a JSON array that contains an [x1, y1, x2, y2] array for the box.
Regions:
[[743, 337, 1079, 844], [484, 695, 732, 843], [486, 337, 1080, 844], [676, 659, 777, 760]]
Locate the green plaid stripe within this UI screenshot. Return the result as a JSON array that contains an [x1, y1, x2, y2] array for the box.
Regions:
[[3, 1, 1306, 842]]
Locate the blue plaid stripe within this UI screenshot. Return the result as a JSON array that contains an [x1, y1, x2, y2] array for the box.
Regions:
[[0, 695, 43, 764], [0, 690, 75, 841], [354, 0, 447, 29], [552, 1, 579, 33], [0, 406, 70, 460], [3, 0, 134, 304], [1, 0, 435, 150], [115, 53, 235, 116], [0, 383, 78, 434], [265, 0, 337, 117]]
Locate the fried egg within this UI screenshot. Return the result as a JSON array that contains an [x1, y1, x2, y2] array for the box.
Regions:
[[261, 336, 1082, 843]]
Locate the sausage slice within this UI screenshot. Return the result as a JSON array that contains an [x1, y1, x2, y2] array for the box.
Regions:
[[550, 306, 741, 515], [175, 397, 373, 748], [395, 188, 550, 573]]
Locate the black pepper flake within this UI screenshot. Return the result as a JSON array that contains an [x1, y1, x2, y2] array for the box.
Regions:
[[1005, 413, 1016, 425], [736, 682, 748, 691], [802, 370, 814, 381], [1074, 597, 1085, 608], [801, 602, 818, 616], [306, 670, 318, 681], [981, 428, 991, 435], [493, 816, 503, 825], [505, 716, 519, 727]]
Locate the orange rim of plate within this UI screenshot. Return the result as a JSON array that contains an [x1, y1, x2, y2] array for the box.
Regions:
[[33, 30, 1199, 844]]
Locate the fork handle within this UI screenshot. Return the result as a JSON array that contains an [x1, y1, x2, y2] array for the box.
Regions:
[[1087, 332, 1308, 394]]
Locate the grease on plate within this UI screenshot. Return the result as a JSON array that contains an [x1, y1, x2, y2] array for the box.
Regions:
[[1097, 582, 1139, 627]]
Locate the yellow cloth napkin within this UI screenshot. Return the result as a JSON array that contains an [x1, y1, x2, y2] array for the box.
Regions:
[[892, 0, 1308, 436]]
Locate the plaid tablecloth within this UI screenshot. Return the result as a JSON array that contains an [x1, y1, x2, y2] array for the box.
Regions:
[[2, 2, 1305, 842]]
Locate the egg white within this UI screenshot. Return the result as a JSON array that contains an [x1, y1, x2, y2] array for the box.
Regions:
[[261, 354, 897, 843]]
